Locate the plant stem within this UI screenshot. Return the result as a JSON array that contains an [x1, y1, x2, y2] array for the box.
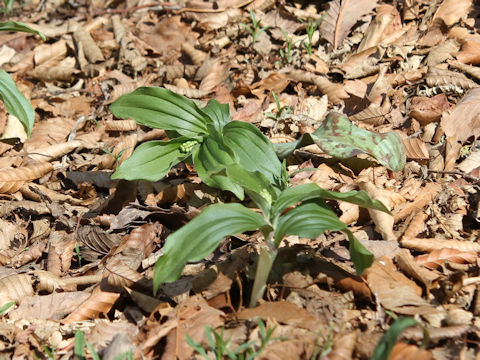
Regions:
[[249, 234, 277, 307]]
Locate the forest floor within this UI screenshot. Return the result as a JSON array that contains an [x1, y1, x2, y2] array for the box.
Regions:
[[0, 0, 480, 358]]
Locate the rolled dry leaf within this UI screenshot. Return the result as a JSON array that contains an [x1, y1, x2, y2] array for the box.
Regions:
[[401, 237, 480, 253], [163, 83, 210, 98], [415, 248, 477, 269], [0, 162, 53, 194], [181, 42, 207, 65], [63, 285, 120, 324], [73, 27, 105, 63], [448, 59, 480, 82], [402, 138, 429, 161], [111, 15, 146, 73], [105, 119, 137, 132], [426, 66, 478, 90], [33, 39, 68, 66]]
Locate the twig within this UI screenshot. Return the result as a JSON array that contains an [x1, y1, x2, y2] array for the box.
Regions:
[[177, 0, 253, 13], [427, 169, 480, 184]]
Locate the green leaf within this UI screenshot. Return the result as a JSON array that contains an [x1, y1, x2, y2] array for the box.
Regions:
[[0, 69, 34, 137], [0, 21, 46, 40], [224, 164, 276, 216], [110, 87, 209, 137], [111, 137, 194, 181], [271, 182, 390, 219], [273, 112, 406, 172], [153, 203, 266, 293], [74, 331, 86, 360], [193, 133, 244, 199], [223, 121, 284, 188], [274, 199, 373, 273], [274, 199, 348, 245], [312, 112, 406, 171], [347, 231, 374, 275], [371, 317, 419, 360], [200, 99, 230, 133], [0, 301, 14, 315]]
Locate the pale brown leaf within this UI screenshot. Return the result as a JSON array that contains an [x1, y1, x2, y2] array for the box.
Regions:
[[401, 237, 480, 253], [432, 0, 472, 26], [0, 163, 53, 194], [415, 248, 477, 269], [319, 0, 378, 50], [63, 285, 120, 324]]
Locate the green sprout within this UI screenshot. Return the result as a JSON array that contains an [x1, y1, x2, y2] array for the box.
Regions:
[[299, 14, 325, 55], [279, 28, 293, 64], [241, 9, 269, 44]]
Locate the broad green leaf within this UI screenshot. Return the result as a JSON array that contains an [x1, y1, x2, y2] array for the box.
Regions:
[[0, 301, 14, 315], [193, 133, 244, 199], [224, 164, 277, 216], [223, 121, 285, 188], [0, 69, 34, 136], [0, 21, 46, 40], [371, 317, 419, 360], [347, 231, 374, 275], [312, 112, 406, 171], [274, 199, 373, 273], [74, 331, 86, 360], [200, 99, 230, 133], [110, 87, 209, 137], [112, 137, 194, 181], [274, 199, 349, 245], [273, 112, 406, 171], [154, 203, 266, 292], [271, 182, 390, 220]]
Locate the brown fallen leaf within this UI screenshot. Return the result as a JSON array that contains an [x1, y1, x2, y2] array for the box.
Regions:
[[319, 0, 378, 50], [409, 94, 451, 126], [414, 248, 477, 269]]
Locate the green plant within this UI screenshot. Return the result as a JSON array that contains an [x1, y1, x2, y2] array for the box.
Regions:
[[299, 15, 325, 55], [265, 91, 292, 121], [1, 0, 14, 13], [371, 317, 423, 360], [0, 301, 14, 315], [187, 318, 282, 360], [0, 21, 45, 136], [279, 28, 293, 64], [241, 9, 269, 44], [110, 87, 405, 306], [74, 330, 100, 360]]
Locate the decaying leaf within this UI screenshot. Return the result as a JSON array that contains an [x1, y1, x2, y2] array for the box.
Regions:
[[319, 0, 378, 50]]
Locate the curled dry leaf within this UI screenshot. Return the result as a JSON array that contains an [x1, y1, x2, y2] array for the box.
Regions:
[[401, 237, 480, 253], [364, 257, 432, 314], [73, 27, 105, 63], [456, 40, 480, 65], [426, 66, 478, 90], [115, 222, 163, 258], [448, 59, 480, 82], [357, 4, 402, 52], [163, 83, 211, 99], [425, 39, 459, 67], [0, 274, 34, 305], [402, 211, 426, 240], [104, 257, 143, 288], [104, 119, 137, 132], [147, 182, 202, 206], [441, 87, 480, 144], [409, 94, 450, 126], [402, 137, 429, 161], [358, 181, 405, 241], [250, 72, 290, 101], [0, 162, 53, 194], [62, 285, 120, 324], [394, 182, 442, 222], [395, 249, 439, 290], [47, 231, 76, 276], [319, 0, 378, 50], [281, 69, 348, 104], [414, 248, 477, 269], [432, 0, 472, 27]]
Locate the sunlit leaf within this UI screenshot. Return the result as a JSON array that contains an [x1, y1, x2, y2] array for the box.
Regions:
[[271, 182, 390, 219], [154, 204, 266, 293], [0, 20, 46, 40], [0, 69, 34, 137], [110, 87, 209, 137], [273, 112, 406, 171], [371, 317, 420, 360], [112, 137, 195, 181], [200, 99, 230, 133]]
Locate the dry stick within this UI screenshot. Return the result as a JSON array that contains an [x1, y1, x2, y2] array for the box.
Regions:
[[427, 169, 480, 184], [177, 0, 254, 13]]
